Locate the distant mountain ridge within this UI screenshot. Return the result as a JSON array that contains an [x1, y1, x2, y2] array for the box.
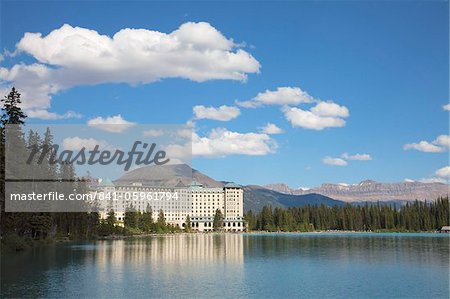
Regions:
[[114, 164, 346, 212], [115, 164, 223, 187], [113, 164, 448, 212], [243, 185, 345, 212], [264, 180, 449, 202]]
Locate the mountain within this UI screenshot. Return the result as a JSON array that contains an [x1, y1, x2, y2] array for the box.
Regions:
[[244, 185, 345, 212], [114, 164, 345, 212], [264, 180, 449, 203], [115, 164, 223, 187], [113, 164, 448, 210]]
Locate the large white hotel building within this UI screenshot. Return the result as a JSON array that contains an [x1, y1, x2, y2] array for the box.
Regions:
[[94, 180, 245, 232]]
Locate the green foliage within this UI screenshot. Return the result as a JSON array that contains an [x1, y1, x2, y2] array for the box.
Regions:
[[124, 205, 138, 228], [247, 198, 450, 232], [1, 87, 26, 126], [213, 209, 223, 231], [155, 209, 168, 233], [1, 234, 33, 251], [185, 215, 192, 232], [138, 204, 154, 232]]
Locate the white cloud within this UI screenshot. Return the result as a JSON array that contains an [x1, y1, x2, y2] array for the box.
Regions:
[[26, 109, 82, 120], [403, 141, 444, 153], [0, 22, 260, 112], [62, 137, 113, 151], [443, 104, 450, 111], [143, 129, 164, 137], [416, 166, 450, 184], [341, 153, 372, 161], [192, 128, 277, 157], [235, 87, 349, 131], [433, 135, 450, 148], [87, 114, 135, 133], [193, 105, 240, 121], [236, 87, 314, 108], [260, 123, 284, 134], [418, 177, 446, 184], [176, 128, 192, 140], [322, 156, 348, 166], [311, 102, 349, 118], [403, 134, 449, 153], [435, 166, 450, 179], [283, 103, 348, 130]]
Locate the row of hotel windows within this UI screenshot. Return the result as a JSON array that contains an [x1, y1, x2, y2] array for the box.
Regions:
[[190, 222, 243, 228]]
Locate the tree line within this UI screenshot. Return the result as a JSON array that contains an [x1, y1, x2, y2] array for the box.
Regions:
[[245, 198, 449, 232]]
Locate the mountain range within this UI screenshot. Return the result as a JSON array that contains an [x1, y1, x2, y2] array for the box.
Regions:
[[113, 164, 449, 212], [264, 180, 449, 203]]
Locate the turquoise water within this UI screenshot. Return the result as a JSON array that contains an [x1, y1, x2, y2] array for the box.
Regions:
[[1, 233, 449, 298]]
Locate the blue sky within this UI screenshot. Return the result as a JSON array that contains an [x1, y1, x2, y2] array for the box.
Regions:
[[0, 1, 448, 187]]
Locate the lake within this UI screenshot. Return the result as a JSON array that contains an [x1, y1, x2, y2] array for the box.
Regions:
[[1, 233, 449, 298]]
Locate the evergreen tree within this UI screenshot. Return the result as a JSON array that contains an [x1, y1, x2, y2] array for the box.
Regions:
[[185, 215, 192, 232], [0, 88, 29, 239], [1, 87, 26, 126], [107, 210, 116, 228], [156, 209, 167, 233], [124, 204, 138, 228], [138, 204, 154, 232], [213, 209, 224, 231]]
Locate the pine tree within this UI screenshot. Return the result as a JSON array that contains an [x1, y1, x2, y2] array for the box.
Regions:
[[1, 87, 26, 126], [213, 209, 224, 231], [138, 204, 154, 232], [156, 209, 167, 233], [124, 204, 138, 228], [185, 215, 192, 232], [0, 88, 29, 238]]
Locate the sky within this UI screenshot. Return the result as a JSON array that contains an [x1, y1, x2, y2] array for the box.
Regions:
[[0, 0, 448, 188]]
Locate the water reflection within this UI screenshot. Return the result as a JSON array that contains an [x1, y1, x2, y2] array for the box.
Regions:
[[1, 233, 448, 298], [243, 233, 449, 267]]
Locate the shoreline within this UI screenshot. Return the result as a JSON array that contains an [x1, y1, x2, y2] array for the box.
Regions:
[[96, 229, 447, 239], [3, 230, 447, 252]]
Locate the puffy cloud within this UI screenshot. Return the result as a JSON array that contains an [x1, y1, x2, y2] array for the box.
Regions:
[[143, 129, 164, 137], [403, 141, 444, 153], [341, 153, 372, 161], [0, 63, 59, 110], [236, 87, 313, 108], [235, 86, 349, 131], [192, 128, 277, 157], [403, 134, 449, 153], [87, 114, 135, 133], [322, 156, 348, 166], [193, 105, 240, 121], [311, 102, 349, 118], [323, 152, 371, 166], [0, 23, 260, 116], [416, 166, 450, 183], [26, 109, 82, 120], [435, 166, 450, 179], [418, 177, 446, 184], [433, 135, 450, 148], [176, 128, 193, 140], [260, 123, 284, 134], [62, 137, 113, 151], [283, 102, 348, 130], [443, 104, 450, 111]]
